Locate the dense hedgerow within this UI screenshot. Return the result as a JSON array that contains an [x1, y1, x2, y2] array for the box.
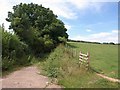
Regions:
[[2, 26, 31, 71]]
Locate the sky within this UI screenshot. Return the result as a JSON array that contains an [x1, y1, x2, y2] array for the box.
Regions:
[[0, 0, 119, 43]]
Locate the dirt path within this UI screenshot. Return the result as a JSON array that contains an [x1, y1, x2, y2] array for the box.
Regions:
[[1, 66, 61, 88], [96, 73, 120, 83]]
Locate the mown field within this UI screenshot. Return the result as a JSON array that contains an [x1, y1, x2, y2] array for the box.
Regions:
[[38, 42, 119, 88]]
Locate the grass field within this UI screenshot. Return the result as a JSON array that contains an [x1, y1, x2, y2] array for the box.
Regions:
[[67, 42, 118, 78], [38, 42, 119, 88]]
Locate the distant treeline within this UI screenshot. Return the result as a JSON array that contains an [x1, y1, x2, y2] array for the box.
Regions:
[[68, 39, 119, 45]]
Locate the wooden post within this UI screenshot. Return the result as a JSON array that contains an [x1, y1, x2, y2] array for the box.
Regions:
[[87, 52, 90, 70], [79, 51, 82, 67]]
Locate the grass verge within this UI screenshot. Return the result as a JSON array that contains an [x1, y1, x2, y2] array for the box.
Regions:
[[38, 43, 119, 88]]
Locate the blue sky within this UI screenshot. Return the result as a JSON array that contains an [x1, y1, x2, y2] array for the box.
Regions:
[[0, 0, 119, 43]]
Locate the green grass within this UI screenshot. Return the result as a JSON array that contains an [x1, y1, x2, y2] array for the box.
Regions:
[[67, 42, 118, 78], [38, 42, 119, 88]]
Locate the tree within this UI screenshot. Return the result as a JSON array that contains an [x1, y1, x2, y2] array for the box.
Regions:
[[6, 3, 68, 55], [109, 42, 115, 45]]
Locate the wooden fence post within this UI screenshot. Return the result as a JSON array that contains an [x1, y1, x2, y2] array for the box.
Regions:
[[78, 51, 81, 67], [86, 52, 90, 70], [87, 52, 90, 67]]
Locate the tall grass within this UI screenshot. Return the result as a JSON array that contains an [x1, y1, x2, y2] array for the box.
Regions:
[[38, 43, 118, 88]]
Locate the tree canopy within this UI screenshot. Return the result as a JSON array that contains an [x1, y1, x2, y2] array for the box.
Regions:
[[6, 3, 68, 55]]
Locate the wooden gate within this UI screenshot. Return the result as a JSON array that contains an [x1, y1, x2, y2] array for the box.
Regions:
[[79, 51, 90, 69]]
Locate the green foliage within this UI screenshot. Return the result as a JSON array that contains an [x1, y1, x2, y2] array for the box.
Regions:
[[58, 36, 67, 44], [2, 27, 31, 71], [2, 2, 69, 74], [2, 57, 14, 71], [39, 43, 118, 88], [43, 35, 54, 52], [39, 44, 79, 79], [6, 3, 68, 55]]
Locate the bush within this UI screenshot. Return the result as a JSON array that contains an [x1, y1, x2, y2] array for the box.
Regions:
[[2, 28, 30, 71], [58, 36, 67, 44], [2, 57, 14, 71]]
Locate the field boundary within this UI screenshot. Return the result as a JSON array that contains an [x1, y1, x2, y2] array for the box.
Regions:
[[96, 73, 120, 83], [78, 51, 120, 83]]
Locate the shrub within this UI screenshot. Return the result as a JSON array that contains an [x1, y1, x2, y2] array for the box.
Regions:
[[2, 29, 30, 71]]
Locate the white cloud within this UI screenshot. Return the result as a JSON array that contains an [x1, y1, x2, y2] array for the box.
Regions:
[[86, 29, 92, 32], [0, 1, 13, 30], [0, 0, 30, 30], [71, 0, 119, 2], [0, 0, 77, 30], [0, 0, 117, 30], [70, 30, 118, 43], [68, 0, 90, 10], [67, 0, 104, 13], [65, 24, 71, 30], [30, 0, 77, 19], [34, 0, 105, 19]]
